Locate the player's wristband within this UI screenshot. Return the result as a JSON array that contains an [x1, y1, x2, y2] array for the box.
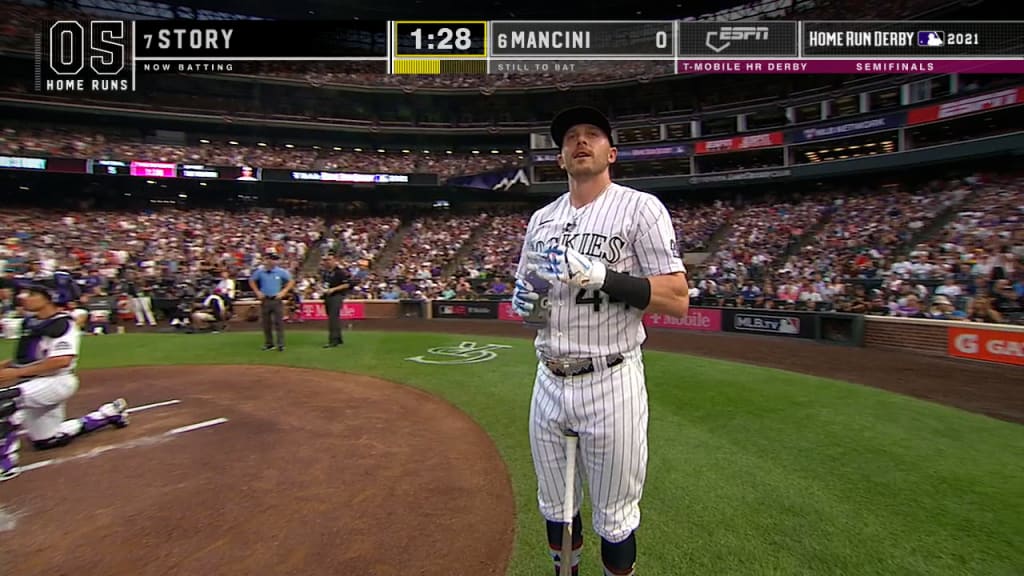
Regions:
[[600, 271, 651, 310]]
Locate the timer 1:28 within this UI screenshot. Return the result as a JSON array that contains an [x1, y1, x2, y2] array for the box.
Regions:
[[409, 27, 474, 51]]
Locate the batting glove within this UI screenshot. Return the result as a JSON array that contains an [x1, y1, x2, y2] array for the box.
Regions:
[[511, 277, 540, 317], [530, 247, 607, 290]]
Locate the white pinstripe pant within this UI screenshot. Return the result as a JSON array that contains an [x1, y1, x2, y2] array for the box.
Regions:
[[17, 375, 79, 441], [529, 352, 649, 543]]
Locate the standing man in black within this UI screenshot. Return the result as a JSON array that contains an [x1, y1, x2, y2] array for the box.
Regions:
[[322, 253, 352, 348]]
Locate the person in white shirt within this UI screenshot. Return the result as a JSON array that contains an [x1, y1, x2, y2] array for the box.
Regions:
[[934, 276, 963, 301], [798, 281, 823, 309], [215, 269, 236, 318]]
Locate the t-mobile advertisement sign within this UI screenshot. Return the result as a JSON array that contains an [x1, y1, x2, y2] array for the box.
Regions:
[[298, 300, 365, 320], [129, 161, 177, 178], [643, 308, 722, 331]]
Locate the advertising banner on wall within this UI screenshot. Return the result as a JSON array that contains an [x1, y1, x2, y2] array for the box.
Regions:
[[178, 164, 263, 181], [262, 168, 437, 186], [721, 309, 817, 339], [531, 144, 692, 164], [0, 156, 47, 171], [643, 308, 722, 331], [498, 301, 519, 321], [298, 300, 366, 321], [947, 326, 1024, 366], [791, 113, 904, 143], [906, 86, 1024, 125], [431, 300, 500, 319], [129, 161, 177, 178], [696, 131, 784, 154]]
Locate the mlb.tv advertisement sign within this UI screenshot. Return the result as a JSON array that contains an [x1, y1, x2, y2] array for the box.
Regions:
[[721, 309, 818, 339], [434, 300, 502, 320], [947, 326, 1024, 367]]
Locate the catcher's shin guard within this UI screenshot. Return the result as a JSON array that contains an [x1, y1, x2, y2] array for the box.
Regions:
[[1, 395, 23, 481], [78, 399, 129, 435]]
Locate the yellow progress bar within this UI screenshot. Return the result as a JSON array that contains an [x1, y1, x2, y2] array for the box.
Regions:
[[393, 59, 441, 74]]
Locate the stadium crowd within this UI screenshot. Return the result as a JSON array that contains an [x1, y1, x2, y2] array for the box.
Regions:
[[690, 176, 1022, 323], [451, 213, 530, 282], [0, 207, 318, 325], [0, 174, 1019, 325], [293, 176, 1023, 327], [0, 126, 523, 180], [318, 217, 402, 264]]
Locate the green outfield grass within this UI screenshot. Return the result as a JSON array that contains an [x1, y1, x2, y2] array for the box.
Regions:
[[78, 331, 1024, 576]]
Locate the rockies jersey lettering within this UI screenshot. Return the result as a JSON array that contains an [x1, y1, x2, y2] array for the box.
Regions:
[[516, 183, 686, 358], [14, 313, 80, 375]]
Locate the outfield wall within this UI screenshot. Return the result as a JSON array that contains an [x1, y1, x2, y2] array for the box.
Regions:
[[229, 299, 1024, 368]]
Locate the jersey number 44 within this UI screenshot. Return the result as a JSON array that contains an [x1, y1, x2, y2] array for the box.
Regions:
[[574, 288, 628, 312]]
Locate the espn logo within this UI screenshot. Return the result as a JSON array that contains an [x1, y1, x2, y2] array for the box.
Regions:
[[706, 26, 768, 53], [718, 26, 769, 41], [948, 327, 1024, 366]]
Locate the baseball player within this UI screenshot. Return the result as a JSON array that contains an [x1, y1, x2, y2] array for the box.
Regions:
[[511, 106, 690, 575], [189, 290, 228, 332], [0, 284, 129, 482]]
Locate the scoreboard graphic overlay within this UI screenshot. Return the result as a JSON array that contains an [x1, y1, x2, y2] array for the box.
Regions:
[[35, 19, 1024, 92]]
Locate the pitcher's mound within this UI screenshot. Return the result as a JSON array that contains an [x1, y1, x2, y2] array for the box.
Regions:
[[1, 365, 515, 576]]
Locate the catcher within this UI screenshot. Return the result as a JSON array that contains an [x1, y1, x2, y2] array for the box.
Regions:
[[1, 284, 129, 482]]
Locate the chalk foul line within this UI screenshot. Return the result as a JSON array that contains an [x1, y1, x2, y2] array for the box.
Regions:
[[125, 399, 181, 414], [168, 418, 228, 435], [12, 417, 229, 475]]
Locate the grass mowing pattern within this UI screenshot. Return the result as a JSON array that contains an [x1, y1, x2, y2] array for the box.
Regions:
[[77, 331, 1024, 575]]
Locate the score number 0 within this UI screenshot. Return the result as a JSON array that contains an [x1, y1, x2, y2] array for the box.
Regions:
[[409, 26, 474, 50], [655, 30, 668, 49]]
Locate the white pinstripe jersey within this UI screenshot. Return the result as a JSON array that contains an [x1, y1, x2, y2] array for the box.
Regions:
[[516, 183, 686, 359]]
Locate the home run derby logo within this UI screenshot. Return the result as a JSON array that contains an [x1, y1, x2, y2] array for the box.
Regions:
[[406, 341, 512, 365]]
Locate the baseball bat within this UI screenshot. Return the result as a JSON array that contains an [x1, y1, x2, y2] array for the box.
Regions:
[[561, 430, 579, 576], [0, 387, 20, 401]]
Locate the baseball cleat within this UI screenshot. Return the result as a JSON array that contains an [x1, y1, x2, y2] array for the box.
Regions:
[[111, 398, 130, 428]]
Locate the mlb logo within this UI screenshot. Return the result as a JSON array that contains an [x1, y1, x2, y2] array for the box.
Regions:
[[778, 318, 800, 334], [917, 31, 945, 47]]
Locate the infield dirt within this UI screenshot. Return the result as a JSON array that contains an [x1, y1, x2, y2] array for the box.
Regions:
[[0, 365, 515, 576]]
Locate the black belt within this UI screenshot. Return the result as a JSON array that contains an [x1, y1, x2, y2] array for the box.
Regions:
[[543, 354, 624, 377]]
